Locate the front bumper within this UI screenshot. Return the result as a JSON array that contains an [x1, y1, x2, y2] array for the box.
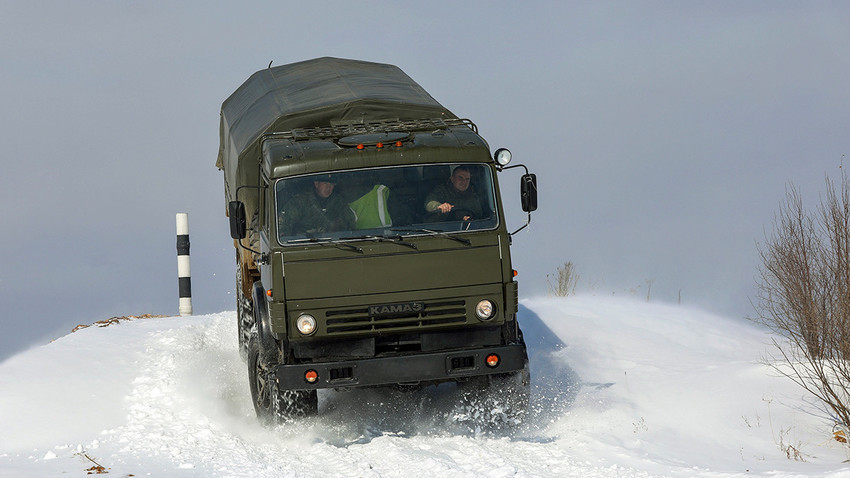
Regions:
[[276, 343, 527, 391]]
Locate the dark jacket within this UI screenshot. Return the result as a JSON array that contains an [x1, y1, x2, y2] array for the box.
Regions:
[[279, 190, 355, 237], [424, 181, 483, 220]]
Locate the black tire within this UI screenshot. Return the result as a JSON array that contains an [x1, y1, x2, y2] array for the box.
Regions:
[[236, 260, 254, 362], [247, 336, 274, 423], [453, 360, 530, 432], [247, 337, 317, 425]]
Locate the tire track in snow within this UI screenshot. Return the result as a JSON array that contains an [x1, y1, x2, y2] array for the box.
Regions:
[[97, 313, 393, 477], [99, 314, 322, 476]]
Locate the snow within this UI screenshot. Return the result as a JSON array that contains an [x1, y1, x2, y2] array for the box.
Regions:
[[2, 296, 850, 477]]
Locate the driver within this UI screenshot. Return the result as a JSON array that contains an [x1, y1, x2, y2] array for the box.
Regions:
[[424, 165, 483, 221]]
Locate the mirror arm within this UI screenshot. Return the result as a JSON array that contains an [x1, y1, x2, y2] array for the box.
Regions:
[[499, 163, 529, 175], [510, 211, 532, 236]]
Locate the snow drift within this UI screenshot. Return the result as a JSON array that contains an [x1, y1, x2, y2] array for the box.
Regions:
[[2, 296, 850, 477]]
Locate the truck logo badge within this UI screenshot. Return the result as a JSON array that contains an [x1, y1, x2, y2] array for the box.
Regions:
[[368, 301, 425, 317]]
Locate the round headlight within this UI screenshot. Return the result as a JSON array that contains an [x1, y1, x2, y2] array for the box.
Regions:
[[494, 148, 512, 166], [475, 299, 496, 320], [296, 314, 317, 335]]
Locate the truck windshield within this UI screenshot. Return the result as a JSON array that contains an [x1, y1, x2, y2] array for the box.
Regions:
[[275, 164, 499, 244]]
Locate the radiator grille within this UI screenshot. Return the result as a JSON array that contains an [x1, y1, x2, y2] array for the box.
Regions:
[[324, 300, 466, 334]]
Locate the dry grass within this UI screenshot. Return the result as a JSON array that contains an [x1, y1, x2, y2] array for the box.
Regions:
[[71, 314, 167, 333]]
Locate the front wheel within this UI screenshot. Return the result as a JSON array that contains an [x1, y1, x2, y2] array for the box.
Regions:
[[453, 360, 530, 432], [247, 337, 317, 424]]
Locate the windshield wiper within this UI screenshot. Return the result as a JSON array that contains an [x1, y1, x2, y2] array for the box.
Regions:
[[389, 228, 472, 246], [286, 236, 364, 253], [342, 234, 418, 250]]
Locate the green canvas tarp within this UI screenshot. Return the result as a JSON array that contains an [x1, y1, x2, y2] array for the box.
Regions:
[[217, 57, 457, 204]]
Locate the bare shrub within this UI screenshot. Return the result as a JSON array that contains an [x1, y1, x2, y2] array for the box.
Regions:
[[548, 261, 579, 297], [755, 174, 850, 428]]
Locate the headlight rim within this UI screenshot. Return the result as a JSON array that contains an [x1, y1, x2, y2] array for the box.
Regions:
[[475, 299, 497, 321], [296, 313, 317, 336], [493, 148, 512, 166]]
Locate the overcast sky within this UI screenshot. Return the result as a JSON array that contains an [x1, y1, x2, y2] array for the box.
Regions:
[[1, 1, 848, 361]]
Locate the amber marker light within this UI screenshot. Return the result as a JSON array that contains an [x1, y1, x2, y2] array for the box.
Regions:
[[486, 354, 500, 368], [356, 144, 365, 150], [266, 289, 273, 297], [512, 269, 518, 277], [376, 142, 384, 149], [305, 370, 318, 383], [395, 141, 403, 147]]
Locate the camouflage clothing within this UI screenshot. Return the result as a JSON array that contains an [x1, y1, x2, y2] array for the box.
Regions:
[[424, 180, 483, 221], [279, 189, 355, 237]]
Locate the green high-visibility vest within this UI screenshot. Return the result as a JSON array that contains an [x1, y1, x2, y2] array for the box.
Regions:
[[349, 184, 392, 229]]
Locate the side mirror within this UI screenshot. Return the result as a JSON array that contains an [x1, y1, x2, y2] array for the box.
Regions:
[[520, 174, 538, 212], [228, 201, 247, 239]]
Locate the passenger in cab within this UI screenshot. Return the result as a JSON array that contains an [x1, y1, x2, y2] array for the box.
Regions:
[[279, 175, 355, 237], [349, 184, 392, 229]]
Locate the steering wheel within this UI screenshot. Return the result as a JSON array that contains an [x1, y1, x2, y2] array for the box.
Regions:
[[447, 207, 475, 222]]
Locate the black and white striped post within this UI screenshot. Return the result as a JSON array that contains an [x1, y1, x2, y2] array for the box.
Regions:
[[176, 213, 193, 316]]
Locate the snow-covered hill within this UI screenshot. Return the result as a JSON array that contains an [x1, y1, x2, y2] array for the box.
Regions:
[[2, 296, 850, 477]]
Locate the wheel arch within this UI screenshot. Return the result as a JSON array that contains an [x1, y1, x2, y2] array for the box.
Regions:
[[252, 280, 279, 363]]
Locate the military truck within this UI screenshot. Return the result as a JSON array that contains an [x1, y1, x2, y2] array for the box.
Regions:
[[217, 57, 538, 424]]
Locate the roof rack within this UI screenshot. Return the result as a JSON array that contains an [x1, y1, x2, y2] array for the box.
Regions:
[[261, 117, 477, 143]]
